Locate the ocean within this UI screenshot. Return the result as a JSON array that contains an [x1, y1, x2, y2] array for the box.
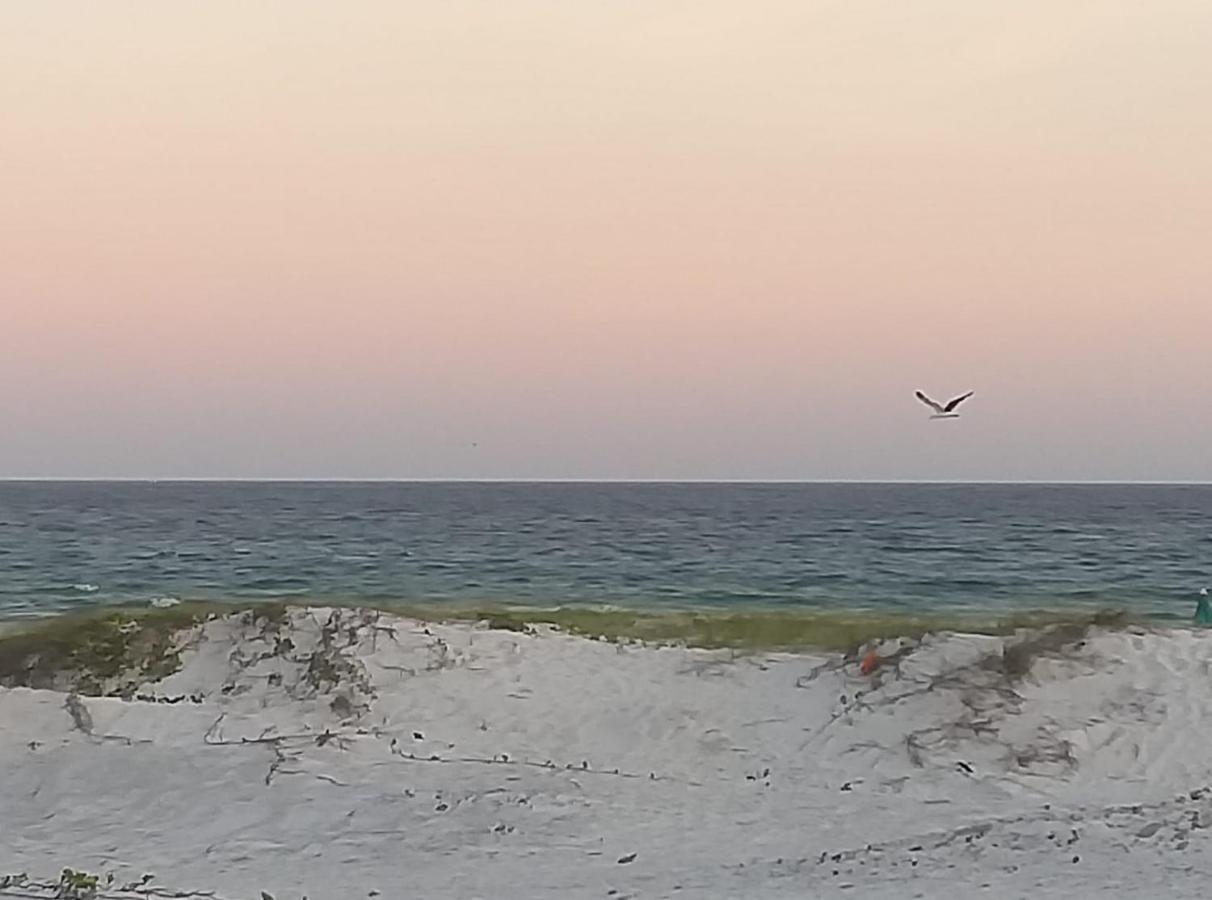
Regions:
[[0, 480, 1209, 622]]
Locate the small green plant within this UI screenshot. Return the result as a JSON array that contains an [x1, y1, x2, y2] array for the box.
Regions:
[[1, 869, 161, 899], [55, 868, 109, 899]]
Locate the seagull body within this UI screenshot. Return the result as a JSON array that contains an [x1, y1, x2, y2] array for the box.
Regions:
[[915, 390, 974, 419]]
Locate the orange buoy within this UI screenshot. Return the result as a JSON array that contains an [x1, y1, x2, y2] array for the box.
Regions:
[[859, 648, 880, 675]]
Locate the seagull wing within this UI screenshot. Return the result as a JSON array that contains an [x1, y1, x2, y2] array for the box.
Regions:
[[943, 390, 974, 412], [915, 391, 945, 414]]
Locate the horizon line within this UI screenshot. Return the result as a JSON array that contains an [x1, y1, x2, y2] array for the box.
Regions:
[[2, 477, 1212, 486]]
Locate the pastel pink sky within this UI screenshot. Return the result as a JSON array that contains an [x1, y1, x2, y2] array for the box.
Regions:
[[3, 2, 1210, 480]]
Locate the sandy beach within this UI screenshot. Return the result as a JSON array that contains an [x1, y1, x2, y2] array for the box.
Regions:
[[7, 0, 1211, 895], [2, 607, 1210, 898]]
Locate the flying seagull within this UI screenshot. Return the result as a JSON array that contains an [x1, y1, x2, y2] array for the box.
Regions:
[[915, 390, 974, 419]]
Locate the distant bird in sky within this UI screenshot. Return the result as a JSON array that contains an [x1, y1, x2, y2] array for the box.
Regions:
[[915, 390, 974, 419]]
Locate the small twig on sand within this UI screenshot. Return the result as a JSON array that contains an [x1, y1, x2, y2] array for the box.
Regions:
[[65, 694, 94, 734], [60, 694, 151, 746], [0, 871, 233, 899], [386, 746, 706, 787]]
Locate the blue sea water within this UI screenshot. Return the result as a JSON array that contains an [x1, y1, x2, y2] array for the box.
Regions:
[[0, 481, 1209, 621]]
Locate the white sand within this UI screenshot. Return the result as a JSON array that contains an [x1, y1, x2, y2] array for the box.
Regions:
[[2, 608, 1212, 898]]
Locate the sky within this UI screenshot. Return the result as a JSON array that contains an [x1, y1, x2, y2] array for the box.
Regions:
[[3, 2, 1211, 481]]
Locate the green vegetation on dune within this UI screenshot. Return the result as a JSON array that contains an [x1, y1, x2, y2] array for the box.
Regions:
[[396, 604, 1134, 653], [0, 600, 1133, 696], [0, 601, 288, 696]]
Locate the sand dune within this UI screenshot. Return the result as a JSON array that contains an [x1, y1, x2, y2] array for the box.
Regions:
[[2, 607, 1211, 898]]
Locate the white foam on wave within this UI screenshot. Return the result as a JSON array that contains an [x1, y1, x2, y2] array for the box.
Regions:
[[71, 583, 100, 593]]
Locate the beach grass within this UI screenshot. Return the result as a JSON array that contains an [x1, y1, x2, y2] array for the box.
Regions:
[[391, 603, 1134, 653], [0, 601, 287, 694], [0, 600, 1133, 695]]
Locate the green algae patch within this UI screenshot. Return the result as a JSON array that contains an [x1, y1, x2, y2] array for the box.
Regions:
[[0, 601, 287, 696]]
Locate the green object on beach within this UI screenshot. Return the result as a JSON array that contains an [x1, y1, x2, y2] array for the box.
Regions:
[[1195, 590, 1212, 626]]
